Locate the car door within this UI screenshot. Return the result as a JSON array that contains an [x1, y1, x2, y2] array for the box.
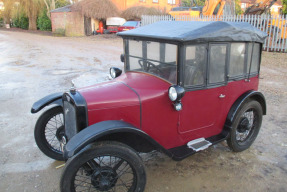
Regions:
[[178, 43, 228, 141]]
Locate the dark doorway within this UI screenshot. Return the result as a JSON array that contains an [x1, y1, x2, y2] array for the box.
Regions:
[[84, 17, 92, 36]]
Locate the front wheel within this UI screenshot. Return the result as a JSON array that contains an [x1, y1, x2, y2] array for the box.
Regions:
[[60, 142, 146, 192], [34, 106, 65, 161], [227, 100, 263, 152]]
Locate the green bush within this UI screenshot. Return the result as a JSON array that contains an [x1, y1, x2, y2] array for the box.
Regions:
[[37, 10, 51, 31], [20, 17, 29, 29], [56, 0, 71, 8], [0, 18, 3, 27], [283, 0, 287, 14], [13, 17, 20, 27], [13, 14, 29, 29]]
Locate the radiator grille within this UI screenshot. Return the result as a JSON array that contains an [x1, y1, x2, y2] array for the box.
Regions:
[[64, 101, 77, 140]]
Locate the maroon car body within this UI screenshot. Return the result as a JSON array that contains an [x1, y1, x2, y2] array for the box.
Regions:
[[77, 72, 259, 149]]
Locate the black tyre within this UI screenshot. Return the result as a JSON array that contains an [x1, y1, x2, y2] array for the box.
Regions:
[[34, 106, 65, 161], [60, 142, 146, 192], [227, 100, 263, 152]]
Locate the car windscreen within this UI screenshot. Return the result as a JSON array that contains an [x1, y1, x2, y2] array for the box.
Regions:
[[125, 40, 177, 84], [122, 21, 138, 27]]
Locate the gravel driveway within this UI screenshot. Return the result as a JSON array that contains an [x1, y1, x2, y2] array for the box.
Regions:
[[0, 29, 286, 192]]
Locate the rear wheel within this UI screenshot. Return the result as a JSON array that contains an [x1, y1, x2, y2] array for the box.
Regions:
[[227, 100, 263, 152], [60, 142, 146, 192], [34, 106, 65, 161]]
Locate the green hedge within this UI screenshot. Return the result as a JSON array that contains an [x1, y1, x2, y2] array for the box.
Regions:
[[283, 0, 287, 14], [13, 15, 29, 30], [37, 11, 51, 31], [0, 18, 3, 27]]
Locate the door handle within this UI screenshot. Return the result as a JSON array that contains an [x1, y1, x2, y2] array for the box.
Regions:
[[219, 94, 225, 98]]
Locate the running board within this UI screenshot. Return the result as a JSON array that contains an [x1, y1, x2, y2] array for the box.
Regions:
[[187, 138, 212, 152]]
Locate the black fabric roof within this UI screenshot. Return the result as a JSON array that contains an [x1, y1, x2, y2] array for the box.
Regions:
[[118, 21, 267, 43]]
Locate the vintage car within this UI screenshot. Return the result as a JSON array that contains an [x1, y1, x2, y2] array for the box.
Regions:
[[31, 21, 267, 192]]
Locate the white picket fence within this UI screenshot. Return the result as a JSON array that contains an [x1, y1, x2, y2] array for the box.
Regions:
[[141, 15, 287, 52]]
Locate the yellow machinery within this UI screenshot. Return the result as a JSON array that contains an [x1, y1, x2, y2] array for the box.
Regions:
[[169, 0, 226, 17]]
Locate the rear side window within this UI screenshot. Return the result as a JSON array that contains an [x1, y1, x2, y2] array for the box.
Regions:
[[229, 43, 246, 78], [208, 44, 227, 84], [247, 43, 260, 74]]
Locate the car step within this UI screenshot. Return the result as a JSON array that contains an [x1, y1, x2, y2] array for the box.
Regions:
[[187, 138, 212, 152]]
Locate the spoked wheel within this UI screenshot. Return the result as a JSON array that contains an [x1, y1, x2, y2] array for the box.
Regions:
[[227, 100, 263, 152], [61, 142, 146, 192], [34, 106, 65, 161]]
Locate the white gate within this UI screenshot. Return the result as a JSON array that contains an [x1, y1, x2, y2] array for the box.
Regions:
[[141, 15, 287, 52]]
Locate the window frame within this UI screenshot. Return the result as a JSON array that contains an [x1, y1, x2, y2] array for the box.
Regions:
[[124, 39, 262, 91], [183, 42, 229, 91]]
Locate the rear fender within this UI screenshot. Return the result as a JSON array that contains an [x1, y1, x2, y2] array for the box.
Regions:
[[63, 120, 172, 159], [31, 92, 63, 113], [224, 90, 267, 130]]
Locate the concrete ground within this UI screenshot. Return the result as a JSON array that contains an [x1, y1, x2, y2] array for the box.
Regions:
[[0, 29, 286, 192]]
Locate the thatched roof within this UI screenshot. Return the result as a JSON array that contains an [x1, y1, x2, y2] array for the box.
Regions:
[[71, 0, 119, 20], [121, 6, 163, 21]]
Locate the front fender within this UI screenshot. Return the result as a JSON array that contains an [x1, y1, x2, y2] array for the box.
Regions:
[[63, 120, 170, 159], [31, 92, 63, 113]]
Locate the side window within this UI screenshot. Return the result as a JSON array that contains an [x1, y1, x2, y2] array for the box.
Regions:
[[128, 40, 143, 71], [147, 41, 160, 61], [184, 45, 207, 87], [229, 43, 246, 78], [164, 43, 177, 63], [247, 43, 260, 74], [208, 44, 227, 84], [129, 40, 142, 57]]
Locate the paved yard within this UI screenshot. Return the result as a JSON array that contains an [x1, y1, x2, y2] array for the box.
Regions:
[[0, 29, 287, 192]]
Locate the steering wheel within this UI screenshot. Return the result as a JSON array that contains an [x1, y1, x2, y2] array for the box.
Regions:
[[138, 60, 163, 75]]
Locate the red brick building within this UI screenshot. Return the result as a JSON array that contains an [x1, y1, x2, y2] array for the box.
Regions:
[[50, 5, 86, 36]]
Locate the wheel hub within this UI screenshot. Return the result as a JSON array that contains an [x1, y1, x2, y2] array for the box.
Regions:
[[91, 166, 118, 191], [56, 126, 65, 141], [237, 117, 250, 133]]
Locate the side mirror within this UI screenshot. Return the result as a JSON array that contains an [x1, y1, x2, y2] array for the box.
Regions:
[[120, 54, 125, 63], [110, 67, 122, 79], [168, 85, 185, 111]]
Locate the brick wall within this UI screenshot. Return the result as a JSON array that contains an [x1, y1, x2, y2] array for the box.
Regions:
[[51, 12, 85, 36]]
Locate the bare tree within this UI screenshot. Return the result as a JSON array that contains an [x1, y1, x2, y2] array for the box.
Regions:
[[43, 0, 55, 19], [20, 0, 43, 30], [2, 0, 16, 25]]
